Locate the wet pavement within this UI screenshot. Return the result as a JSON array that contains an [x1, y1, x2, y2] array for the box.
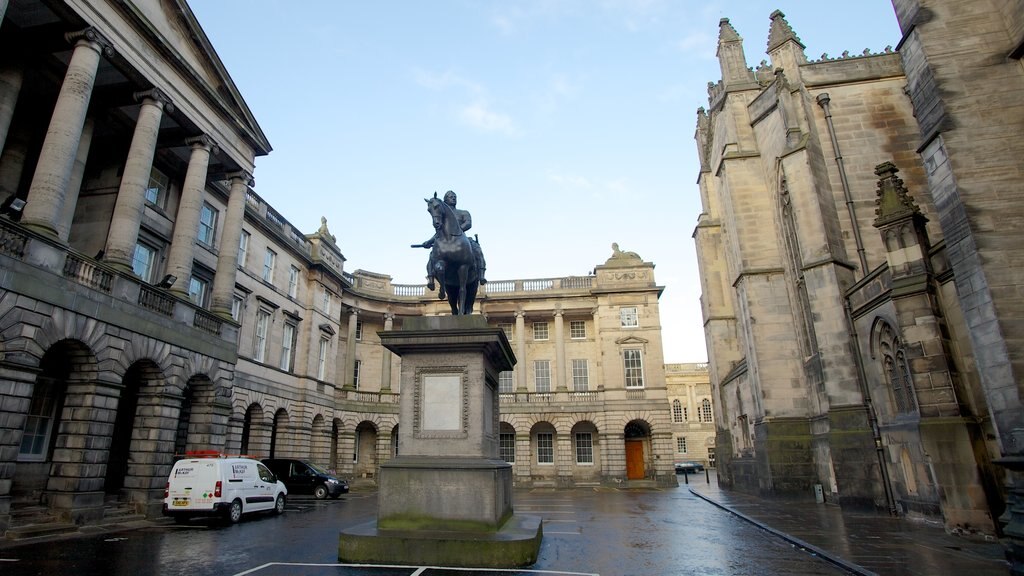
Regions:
[[684, 471, 1010, 575], [0, 474, 1011, 575]]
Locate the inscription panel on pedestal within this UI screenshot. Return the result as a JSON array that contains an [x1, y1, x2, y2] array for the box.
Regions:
[[413, 367, 468, 439]]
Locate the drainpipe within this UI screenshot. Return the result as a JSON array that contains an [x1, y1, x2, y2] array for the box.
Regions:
[[817, 93, 869, 274], [819, 91, 898, 515]]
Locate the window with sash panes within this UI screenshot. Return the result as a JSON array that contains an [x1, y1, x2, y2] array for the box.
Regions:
[[620, 306, 638, 328], [569, 320, 586, 339], [355, 320, 363, 340], [238, 230, 250, 266], [571, 359, 589, 391], [353, 360, 361, 389], [131, 243, 156, 283], [263, 249, 276, 283], [537, 433, 553, 464], [498, 322, 513, 341], [254, 309, 271, 362], [677, 436, 687, 454], [19, 380, 59, 460], [317, 337, 329, 380], [280, 322, 297, 372], [288, 266, 299, 298], [198, 202, 218, 246], [188, 276, 209, 307], [623, 349, 644, 388], [144, 167, 169, 208], [672, 399, 683, 422], [498, 371, 514, 393], [534, 360, 551, 392], [575, 433, 593, 464], [231, 295, 244, 322], [500, 432, 516, 462], [533, 321, 549, 341], [321, 287, 331, 315], [700, 399, 713, 423]]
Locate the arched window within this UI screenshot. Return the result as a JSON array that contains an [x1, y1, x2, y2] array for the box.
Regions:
[[874, 321, 918, 414], [672, 399, 683, 423], [700, 399, 713, 423]]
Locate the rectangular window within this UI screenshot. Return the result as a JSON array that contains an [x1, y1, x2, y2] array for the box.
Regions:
[[263, 249, 276, 283], [321, 287, 332, 315], [19, 383, 58, 460], [498, 322, 513, 341], [569, 320, 586, 339], [571, 359, 589, 391], [620, 306, 638, 328], [280, 322, 297, 372], [677, 437, 687, 454], [238, 230, 250, 266], [188, 276, 209, 307], [353, 359, 361, 389], [534, 360, 551, 392], [355, 320, 363, 340], [231, 295, 244, 322], [500, 432, 516, 463], [131, 243, 156, 282], [288, 266, 299, 298], [624, 349, 644, 388], [254, 309, 270, 362], [317, 337, 329, 380], [537, 433, 553, 464], [533, 322, 549, 341], [145, 167, 169, 207], [498, 371, 514, 394], [575, 433, 593, 464], [198, 202, 218, 246]]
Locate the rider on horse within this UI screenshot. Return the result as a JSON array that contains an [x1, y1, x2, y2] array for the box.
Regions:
[[418, 190, 487, 290]]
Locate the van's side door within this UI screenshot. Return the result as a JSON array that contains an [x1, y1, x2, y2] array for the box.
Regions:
[[289, 461, 316, 494], [250, 462, 277, 510]]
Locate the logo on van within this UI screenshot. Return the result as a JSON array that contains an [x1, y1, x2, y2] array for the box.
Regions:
[[231, 464, 248, 476]]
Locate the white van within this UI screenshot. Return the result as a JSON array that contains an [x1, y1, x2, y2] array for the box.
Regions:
[[162, 453, 287, 523]]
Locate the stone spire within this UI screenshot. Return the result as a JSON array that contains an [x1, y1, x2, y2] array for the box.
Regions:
[[695, 107, 710, 171], [766, 10, 808, 76], [717, 18, 755, 86]]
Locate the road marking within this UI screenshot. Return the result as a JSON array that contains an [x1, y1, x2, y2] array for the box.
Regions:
[[232, 562, 598, 575]]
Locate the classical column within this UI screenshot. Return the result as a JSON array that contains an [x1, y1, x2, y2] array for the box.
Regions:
[[0, 64, 23, 154], [380, 313, 394, 391], [21, 29, 110, 238], [164, 135, 216, 296], [515, 310, 527, 391], [56, 117, 93, 241], [104, 90, 173, 270], [591, 308, 602, 389], [554, 309, 567, 391], [210, 171, 251, 318], [343, 308, 359, 390]]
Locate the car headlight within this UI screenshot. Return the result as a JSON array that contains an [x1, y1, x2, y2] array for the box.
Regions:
[[326, 478, 338, 484]]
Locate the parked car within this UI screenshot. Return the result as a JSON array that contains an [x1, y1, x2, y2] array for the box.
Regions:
[[674, 460, 705, 474], [163, 452, 287, 523], [261, 458, 349, 499]]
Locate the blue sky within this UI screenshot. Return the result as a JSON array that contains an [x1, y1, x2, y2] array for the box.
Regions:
[[189, 1, 902, 363]]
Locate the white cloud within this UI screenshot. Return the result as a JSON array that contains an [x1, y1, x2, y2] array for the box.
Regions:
[[548, 171, 593, 188], [459, 102, 518, 135], [413, 69, 484, 95]]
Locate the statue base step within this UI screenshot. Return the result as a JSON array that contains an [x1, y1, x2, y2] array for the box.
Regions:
[[338, 513, 542, 568]]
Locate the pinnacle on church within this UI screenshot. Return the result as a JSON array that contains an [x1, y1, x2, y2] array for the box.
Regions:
[[767, 10, 805, 52], [873, 161, 926, 227], [718, 18, 741, 42]]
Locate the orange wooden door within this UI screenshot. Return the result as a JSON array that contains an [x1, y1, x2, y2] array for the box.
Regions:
[[625, 440, 645, 479]]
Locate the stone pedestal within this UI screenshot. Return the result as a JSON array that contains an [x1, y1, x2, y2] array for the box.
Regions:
[[339, 315, 542, 568]]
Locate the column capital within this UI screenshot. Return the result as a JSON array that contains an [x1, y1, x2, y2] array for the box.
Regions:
[[553, 309, 563, 318], [185, 134, 219, 156], [133, 88, 174, 113], [347, 307, 360, 317], [65, 28, 114, 57], [227, 170, 254, 187], [515, 310, 526, 319]]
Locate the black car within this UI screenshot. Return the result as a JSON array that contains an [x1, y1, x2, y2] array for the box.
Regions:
[[261, 458, 349, 499], [674, 460, 705, 474]]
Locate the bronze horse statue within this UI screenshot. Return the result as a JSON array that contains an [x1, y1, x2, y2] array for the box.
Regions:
[[418, 196, 479, 315]]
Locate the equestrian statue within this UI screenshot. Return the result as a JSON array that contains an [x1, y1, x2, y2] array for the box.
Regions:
[[411, 190, 487, 315]]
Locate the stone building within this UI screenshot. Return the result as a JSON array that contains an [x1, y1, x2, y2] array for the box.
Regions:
[[0, 0, 675, 534], [693, 4, 1023, 539], [665, 363, 716, 469]]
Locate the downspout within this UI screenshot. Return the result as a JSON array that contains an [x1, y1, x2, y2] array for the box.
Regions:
[[818, 92, 898, 515], [817, 93, 869, 274]]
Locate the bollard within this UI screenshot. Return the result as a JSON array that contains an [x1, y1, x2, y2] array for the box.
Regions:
[[683, 471, 689, 484], [705, 467, 710, 483]]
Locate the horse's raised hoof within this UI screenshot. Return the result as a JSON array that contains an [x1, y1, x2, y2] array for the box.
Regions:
[[427, 279, 435, 291], [438, 288, 446, 300]]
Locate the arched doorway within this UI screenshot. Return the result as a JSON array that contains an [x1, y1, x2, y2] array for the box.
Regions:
[[105, 361, 162, 495], [624, 420, 652, 480], [270, 408, 289, 458], [330, 418, 341, 471], [353, 421, 378, 479]]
